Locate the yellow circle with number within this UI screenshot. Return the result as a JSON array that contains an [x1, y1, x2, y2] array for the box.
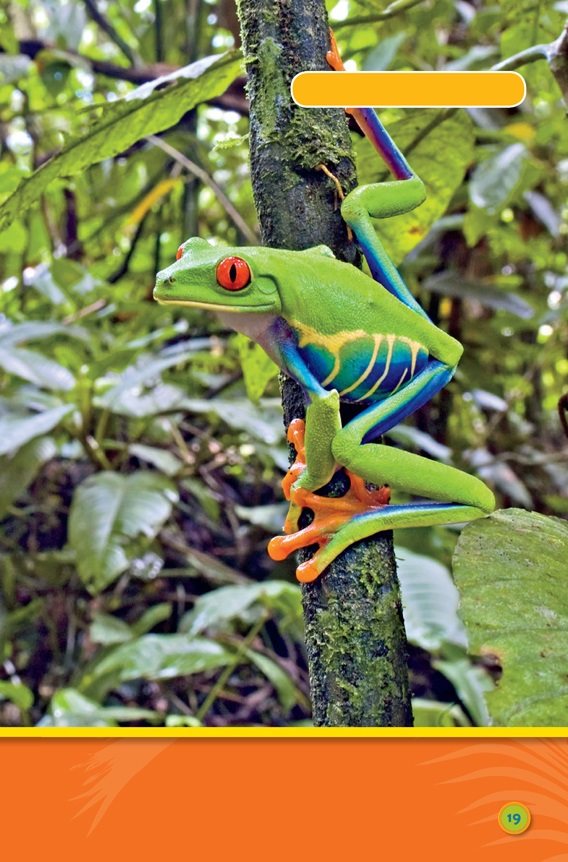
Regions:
[[498, 802, 531, 835]]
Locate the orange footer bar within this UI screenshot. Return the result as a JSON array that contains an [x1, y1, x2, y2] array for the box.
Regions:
[[292, 71, 526, 108]]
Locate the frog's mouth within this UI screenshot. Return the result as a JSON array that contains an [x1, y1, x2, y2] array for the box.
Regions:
[[155, 297, 276, 313]]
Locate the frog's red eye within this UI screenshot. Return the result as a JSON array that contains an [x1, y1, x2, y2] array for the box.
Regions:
[[176, 244, 185, 261], [216, 257, 251, 291]]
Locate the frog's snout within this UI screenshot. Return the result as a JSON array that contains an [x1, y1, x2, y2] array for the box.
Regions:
[[153, 270, 176, 303]]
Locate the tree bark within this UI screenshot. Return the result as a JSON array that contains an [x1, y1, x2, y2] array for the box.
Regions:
[[236, 0, 413, 726]]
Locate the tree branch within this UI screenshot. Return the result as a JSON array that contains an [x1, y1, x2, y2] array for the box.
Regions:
[[331, 0, 429, 31], [83, 0, 140, 67], [237, 0, 412, 726]]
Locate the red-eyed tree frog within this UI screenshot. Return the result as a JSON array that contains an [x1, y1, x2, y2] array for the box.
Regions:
[[154, 35, 495, 583]]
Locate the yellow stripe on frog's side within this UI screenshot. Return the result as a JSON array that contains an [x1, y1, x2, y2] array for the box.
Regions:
[[355, 334, 396, 401], [293, 322, 373, 387], [292, 321, 426, 398], [338, 334, 383, 397]]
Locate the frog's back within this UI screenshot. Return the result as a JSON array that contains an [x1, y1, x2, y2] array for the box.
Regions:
[[280, 252, 435, 404]]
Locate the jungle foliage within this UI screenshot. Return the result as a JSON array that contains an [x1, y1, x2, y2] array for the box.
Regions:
[[0, 0, 566, 727]]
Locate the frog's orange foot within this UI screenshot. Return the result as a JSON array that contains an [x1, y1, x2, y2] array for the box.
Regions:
[[281, 418, 306, 501], [326, 29, 345, 72], [268, 468, 391, 583]]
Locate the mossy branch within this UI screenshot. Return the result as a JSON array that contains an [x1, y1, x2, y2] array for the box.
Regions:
[[236, 0, 412, 727]]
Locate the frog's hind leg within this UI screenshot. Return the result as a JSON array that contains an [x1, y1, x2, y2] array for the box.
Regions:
[[331, 359, 495, 513], [295, 502, 486, 583]]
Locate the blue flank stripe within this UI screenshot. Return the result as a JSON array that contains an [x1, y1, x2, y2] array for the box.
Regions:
[[351, 502, 466, 524]]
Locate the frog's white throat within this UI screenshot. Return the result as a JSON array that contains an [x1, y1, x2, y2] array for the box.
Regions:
[[216, 310, 279, 360]]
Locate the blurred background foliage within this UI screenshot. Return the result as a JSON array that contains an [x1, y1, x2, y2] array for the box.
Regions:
[[0, 0, 566, 727]]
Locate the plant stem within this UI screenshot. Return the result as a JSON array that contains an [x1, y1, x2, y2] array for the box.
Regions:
[[236, 0, 412, 726], [492, 44, 550, 71], [332, 0, 429, 31], [196, 615, 267, 722]]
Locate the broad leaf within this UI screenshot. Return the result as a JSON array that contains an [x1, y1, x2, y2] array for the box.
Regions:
[[453, 509, 568, 726], [0, 402, 73, 456], [469, 143, 527, 214], [0, 51, 242, 230], [0, 347, 75, 390], [0, 436, 56, 518], [356, 110, 475, 264], [46, 688, 159, 727], [423, 272, 534, 319], [246, 649, 301, 712], [234, 333, 279, 402], [396, 548, 467, 652], [182, 581, 302, 637], [0, 681, 33, 711], [80, 634, 232, 695], [68, 472, 178, 593]]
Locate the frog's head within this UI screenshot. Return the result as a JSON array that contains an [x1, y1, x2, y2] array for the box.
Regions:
[[153, 237, 282, 315]]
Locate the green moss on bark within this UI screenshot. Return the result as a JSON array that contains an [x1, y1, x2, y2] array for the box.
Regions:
[[237, 0, 412, 727]]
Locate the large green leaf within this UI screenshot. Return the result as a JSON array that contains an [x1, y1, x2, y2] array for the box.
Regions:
[[68, 472, 178, 593], [0, 402, 73, 456], [0, 347, 75, 391], [182, 581, 302, 637], [80, 634, 232, 693], [0, 51, 242, 230], [0, 436, 56, 518], [234, 333, 279, 403], [396, 548, 467, 652], [453, 509, 568, 726], [44, 688, 159, 727], [469, 143, 527, 214], [356, 110, 475, 264]]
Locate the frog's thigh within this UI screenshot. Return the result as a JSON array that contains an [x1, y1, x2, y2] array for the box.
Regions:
[[331, 439, 495, 512], [298, 391, 341, 490]]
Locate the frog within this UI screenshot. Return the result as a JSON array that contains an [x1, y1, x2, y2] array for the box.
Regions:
[[153, 34, 495, 583]]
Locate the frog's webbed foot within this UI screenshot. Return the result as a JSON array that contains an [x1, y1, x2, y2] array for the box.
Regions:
[[268, 417, 390, 583], [326, 29, 346, 73]]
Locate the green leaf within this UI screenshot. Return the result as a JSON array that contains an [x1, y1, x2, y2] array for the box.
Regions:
[[47, 688, 159, 726], [81, 635, 232, 693], [433, 654, 492, 727], [0, 681, 33, 711], [396, 548, 467, 652], [182, 581, 302, 637], [411, 697, 471, 727], [0, 402, 73, 456], [181, 398, 283, 444], [0, 320, 88, 347], [0, 436, 56, 518], [246, 650, 300, 712], [423, 272, 534, 319], [453, 509, 568, 726], [130, 444, 183, 477], [356, 111, 475, 264], [0, 51, 242, 230], [131, 603, 172, 635], [89, 612, 133, 645], [234, 333, 279, 402], [469, 143, 526, 214], [165, 715, 202, 727], [235, 502, 288, 533], [68, 472, 178, 593], [0, 347, 75, 390]]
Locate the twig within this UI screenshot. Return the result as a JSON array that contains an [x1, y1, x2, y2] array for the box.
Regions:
[[332, 0, 429, 31], [108, 212, 150, 283], [492, 43, 551, 71], [83, 0, 140, 66], [196, 615, 267, 722], [146, 135, 258, 244]]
